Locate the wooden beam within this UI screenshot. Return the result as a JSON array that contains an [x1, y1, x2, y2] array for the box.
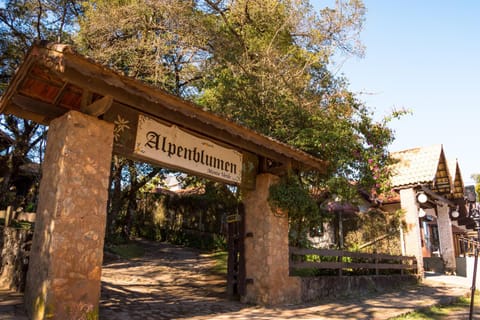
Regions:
[[81, 95, 113, 116], [56, 56, 325, 172], [12, 95, 64, 123], [263, 160, 292, 176], [421, 185, 456, 207], [3, 43, 328, 173], [52, 82, 68, 106], [80, 89, 93, 109], [0, 49, 37, 114]]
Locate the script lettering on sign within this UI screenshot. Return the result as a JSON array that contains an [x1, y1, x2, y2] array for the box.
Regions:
[[135, 115, 243, 184]]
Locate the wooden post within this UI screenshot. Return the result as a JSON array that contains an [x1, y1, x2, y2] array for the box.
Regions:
[[4, 205, 13, 227]]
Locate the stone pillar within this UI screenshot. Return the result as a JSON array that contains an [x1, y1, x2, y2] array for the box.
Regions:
[[437, 203, 456, 273], [241, 173, 301, 305], [24, 111, 114, 320], [399, 188, 424, 276]]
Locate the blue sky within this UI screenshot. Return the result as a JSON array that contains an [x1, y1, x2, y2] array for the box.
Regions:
[[315, 1, 480, 185]]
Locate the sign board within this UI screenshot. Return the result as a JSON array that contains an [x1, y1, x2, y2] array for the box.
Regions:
[[226, 213, 242, 223], [134, 115, 243, 184], [103, 104, 258, 187]]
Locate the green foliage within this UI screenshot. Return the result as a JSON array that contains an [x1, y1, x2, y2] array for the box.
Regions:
[[107, 242, 145, 259], [0, 0, 80, 93], [345, 209, 406, 255], [268, 174, 325, 247], [162, 229, 226, 251], [205, 251, 228, 276], [0, 0, 79, 208], [76, 0, 207, 96], [471, 174, 480, 201], [0, 0, 410, 250], [268, 174, 319, 220], [0, 217, 34, 230], [10, 220, 34, 230], [196, 0, 408, 206]]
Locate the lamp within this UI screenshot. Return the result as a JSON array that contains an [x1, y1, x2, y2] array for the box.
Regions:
[[450, 206, 460, 219], [417, 192, 428, 204], [418, 208, 426, 218]]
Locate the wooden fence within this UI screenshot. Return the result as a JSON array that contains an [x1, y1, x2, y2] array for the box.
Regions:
[[456, 236, 480, 257], [290, 247, 417, 276]]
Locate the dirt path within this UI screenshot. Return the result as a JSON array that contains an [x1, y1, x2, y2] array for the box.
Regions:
[[0, 240, 475, 319], [99, 240, 474, 320], [100, 240, 244, 319]]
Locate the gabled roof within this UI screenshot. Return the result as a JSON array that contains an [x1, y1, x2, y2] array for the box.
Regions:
[[0, 42, 327, 174], [447, 158, 465, 199], [389, 144, 451, 194]]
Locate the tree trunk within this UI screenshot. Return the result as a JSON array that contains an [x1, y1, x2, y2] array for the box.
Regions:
[[107, 156, 125, 240], [0, 226, 33, 291]]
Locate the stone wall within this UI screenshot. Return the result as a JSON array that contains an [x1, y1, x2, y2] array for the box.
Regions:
[[299, 275, 419, 301]]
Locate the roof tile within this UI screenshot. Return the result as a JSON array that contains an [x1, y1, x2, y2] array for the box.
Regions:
[[390, 144, 443, 188]]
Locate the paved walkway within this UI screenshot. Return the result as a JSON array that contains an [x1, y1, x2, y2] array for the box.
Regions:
[[0, 241, 477, 319]]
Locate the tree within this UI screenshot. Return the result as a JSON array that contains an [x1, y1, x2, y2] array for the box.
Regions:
[[75, 0, 404, 245], [0, 0, 409, 248], [471, 174, 480, 201], [0, 0, 82, 208], [1, 0, 81, 92], [196, 0, 397, 190], [196, 0, 406, 243], [76, 0, 214, 240], [76, 0, 208, 97]]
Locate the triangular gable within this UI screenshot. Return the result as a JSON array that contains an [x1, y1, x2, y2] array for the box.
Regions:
[[433, 148, 451, 194], [447, 158, 465, 200], [390, 144, 452, 195]]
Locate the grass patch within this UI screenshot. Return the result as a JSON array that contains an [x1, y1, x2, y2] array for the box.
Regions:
[[0, 218, 33, 230], [390, 294, 479, 319], [107, 243, 145, 259], [205, 251, 228, 276]]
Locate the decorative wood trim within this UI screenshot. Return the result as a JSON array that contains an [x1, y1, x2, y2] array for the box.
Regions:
[[81, 95, 113, 116], [1, 43, 328, 173]]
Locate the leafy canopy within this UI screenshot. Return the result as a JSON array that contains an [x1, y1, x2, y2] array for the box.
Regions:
[[0, 1, 408, 236]]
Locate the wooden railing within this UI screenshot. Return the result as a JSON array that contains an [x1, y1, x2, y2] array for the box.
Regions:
[[457, 236, 480, 256], [290, 247, 417, 276]]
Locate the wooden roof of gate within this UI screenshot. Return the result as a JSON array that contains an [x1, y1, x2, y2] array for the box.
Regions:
[[0, 42, 327, 174]]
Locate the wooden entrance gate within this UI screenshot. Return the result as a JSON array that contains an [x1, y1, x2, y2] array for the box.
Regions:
[[0, 43, 328, 316], [226, 203, 246, 298]]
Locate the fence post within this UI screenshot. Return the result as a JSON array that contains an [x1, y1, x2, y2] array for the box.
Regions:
[[4, 206, 13, 227], [338, 251, 343, 276]]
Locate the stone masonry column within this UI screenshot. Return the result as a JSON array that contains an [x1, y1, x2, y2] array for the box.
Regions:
[[24, 111, 114, 320], [241, 173, 301, 305], [437, 203, 456, 273], [399, 188, 424, 276]]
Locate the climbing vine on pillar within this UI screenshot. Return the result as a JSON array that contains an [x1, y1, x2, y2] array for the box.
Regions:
[[268, 174, 321, 247]]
